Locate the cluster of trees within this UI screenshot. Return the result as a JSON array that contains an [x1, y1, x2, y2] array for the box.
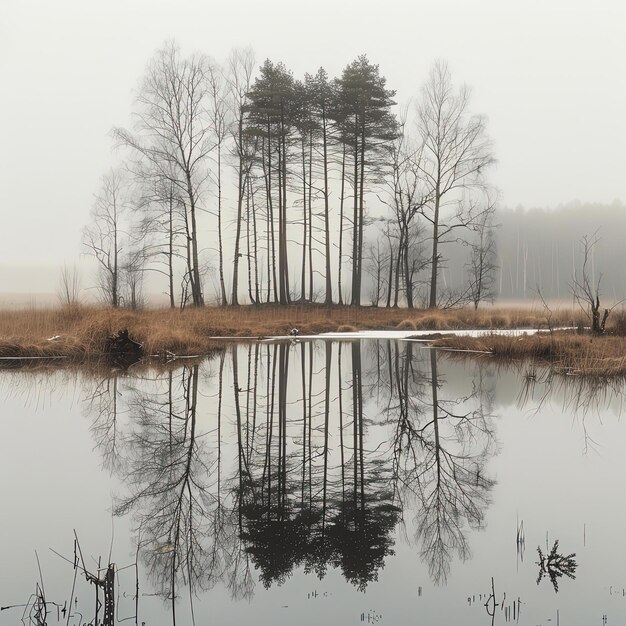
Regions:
[[83, 41, 496, 309]]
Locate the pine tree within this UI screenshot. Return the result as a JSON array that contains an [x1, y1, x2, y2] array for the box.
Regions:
[[335, 56, 397, 306]]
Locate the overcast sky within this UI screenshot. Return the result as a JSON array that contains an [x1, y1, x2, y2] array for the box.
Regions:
[[1, 0, 625, 292]]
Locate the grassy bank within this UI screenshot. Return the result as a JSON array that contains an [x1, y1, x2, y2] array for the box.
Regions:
[[433, 330, 626, 377], [0, 303, 603, 366]]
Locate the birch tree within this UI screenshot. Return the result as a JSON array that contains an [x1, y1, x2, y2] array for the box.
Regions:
[[113, 41, 215, 307], [83, 169, 129, 307], [466, 197, 498, 309], [207, 61, 231, 305], [227, 48, 256, 305], [379, 115, 428, 308], [416, 61, 494, 308]]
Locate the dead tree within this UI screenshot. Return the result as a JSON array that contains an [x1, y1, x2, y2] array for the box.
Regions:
[[571, 233, 612, 335]]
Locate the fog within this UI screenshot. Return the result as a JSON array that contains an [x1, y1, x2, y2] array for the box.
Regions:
[[2, 0, 625, 297]]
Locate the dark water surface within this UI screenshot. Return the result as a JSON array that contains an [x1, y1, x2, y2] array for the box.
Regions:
[[2, 339, 625, 625]]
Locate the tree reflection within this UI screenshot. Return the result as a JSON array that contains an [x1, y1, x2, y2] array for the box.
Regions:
[[328, 343, 399, 590], [85, 376, 124, 473], [416, 350, 495, 584], [234, 341, 400, 591], [536, 540, 577, 592], [83, 338, 498, 613], [516, 366, 626, 454], [113, 364, 226, 623], [379, 342, 496, 584]]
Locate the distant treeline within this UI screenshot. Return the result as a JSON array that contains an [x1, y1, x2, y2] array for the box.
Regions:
[[494, 202, 625, 302]]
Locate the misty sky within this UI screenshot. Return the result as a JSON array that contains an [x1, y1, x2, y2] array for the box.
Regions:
[[1, 0, 625, 293]]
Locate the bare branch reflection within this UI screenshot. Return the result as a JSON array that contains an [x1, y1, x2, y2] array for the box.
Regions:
[[84, 376, 126, 473], [80, 339, 499, 612], [516, 365, 626, 454], [378, 342, 497, 584], [113, 364, 226, 622]]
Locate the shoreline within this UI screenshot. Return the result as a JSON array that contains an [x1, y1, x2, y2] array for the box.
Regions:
[[0, 304, 624, 376]]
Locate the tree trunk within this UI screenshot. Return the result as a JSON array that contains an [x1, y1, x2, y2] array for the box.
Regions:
[[186, 172, 204, 307], [338, 143, 346, 305], [231, 157, 244, 306], [322, 108, 332, 305], [246, 177, 255, 304], [385, 229, 394, 309], [168, 192, 175, 308], [393, 229, 403, 307], [356, 113, 366, 306], [404, 239, 414, 309], [301, 136, 307, 301], [112, 197, 118, 307], [277, 136, 286, 304], [308, 130, 313, 302], [428, 185, 441, 309], [217, 142, 227, 305], [350, 119, 359, 305], [281, 109, 290, 304], [251, 180, 260, 304]]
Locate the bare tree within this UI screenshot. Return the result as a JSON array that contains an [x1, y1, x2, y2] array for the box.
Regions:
[[416, 61, 495, 308], [83, 168, 129, 307], [207, 61, 231, 305], [57, 263, 81, 308], [120, 245, 146, 310], [113, 41, 215, 307], [465, 195, 498, 309], [571, 232, 618, 334], [134, 173, 187, 308], [227, 48, 256, 305], [379, 113, 428, 308]]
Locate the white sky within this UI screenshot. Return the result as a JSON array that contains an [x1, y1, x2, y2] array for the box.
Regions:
[[1, 0, 625, 291]]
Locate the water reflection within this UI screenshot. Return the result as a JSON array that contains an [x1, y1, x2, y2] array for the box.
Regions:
[[85, 340, 498, 613], [113, 364, 230, 621], [517, 365, 626, 416], [86, 377, 124, 472], [374, 343, 496, 584], [236, 342, 399, 591], [7, 342, 626, 625], [516, 367, 626, 454], [536, 540, 577, 593]]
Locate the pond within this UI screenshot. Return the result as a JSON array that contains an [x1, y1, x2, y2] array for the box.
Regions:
[[1, 338, 625, 625]]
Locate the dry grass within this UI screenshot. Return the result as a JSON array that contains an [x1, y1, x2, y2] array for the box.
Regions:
[[433, 331, 626, 377], [0, 307, 225, 362], [0, 303, 594, 365]]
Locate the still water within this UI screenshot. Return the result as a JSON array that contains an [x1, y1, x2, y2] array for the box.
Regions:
[[1, 339, 625, 625]]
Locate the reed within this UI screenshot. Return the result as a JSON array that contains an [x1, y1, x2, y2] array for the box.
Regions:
[[433, 331, 626, 377], [0, 303, 595, 364]]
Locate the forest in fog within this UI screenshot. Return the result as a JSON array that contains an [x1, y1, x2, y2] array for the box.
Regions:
[[82, 40, 623, 310]]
